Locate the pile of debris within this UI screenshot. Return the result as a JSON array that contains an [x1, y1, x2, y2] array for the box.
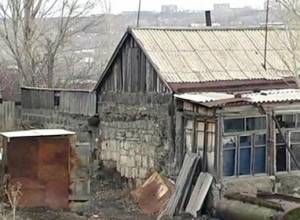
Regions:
[[133, 153, 213, 219]]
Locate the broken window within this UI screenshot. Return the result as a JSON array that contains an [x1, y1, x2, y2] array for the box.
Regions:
[[223, 116, 267, 177]]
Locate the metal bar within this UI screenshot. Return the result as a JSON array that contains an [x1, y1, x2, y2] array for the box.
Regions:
[[136, 0, 142, 27], [263, 0, 270, 69]]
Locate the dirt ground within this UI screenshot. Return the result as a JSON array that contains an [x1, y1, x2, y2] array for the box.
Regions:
[[9, 168, 206, 220]]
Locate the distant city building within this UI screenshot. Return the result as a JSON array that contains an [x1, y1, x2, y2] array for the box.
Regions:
[[161, 4, 178, 13], [213, 3, 230, 11]]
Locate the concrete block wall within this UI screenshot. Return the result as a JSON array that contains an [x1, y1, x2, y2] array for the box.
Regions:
[[98, 93, 174, 181]]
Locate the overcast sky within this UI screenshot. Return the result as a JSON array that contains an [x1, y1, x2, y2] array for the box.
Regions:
[[107, 0, 265, 14]]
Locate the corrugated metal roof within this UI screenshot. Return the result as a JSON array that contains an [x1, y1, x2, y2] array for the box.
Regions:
[[131, 27, 299, 84], [175, 93, 234, 103], [1, 129, 75, 138], [175, 89, 300, 106], [244, 89, 300, 103]]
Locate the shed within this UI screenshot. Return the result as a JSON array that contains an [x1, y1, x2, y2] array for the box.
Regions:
[[0, 129, 76, 209]]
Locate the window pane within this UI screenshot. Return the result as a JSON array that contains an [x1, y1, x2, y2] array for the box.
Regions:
[[240, 136, 251, 147], [223, 137, 236, 149], [291, 132, 300, 143], [276, 146, 287, 172], [246, 117, 266, 131], [239, 148, 251, 175], [276, 133, 285, 144], [276, 114, 296, 128], [224, 118, 244, 133], [255, 134, 267, 146], [254, 147, 266, 173], [223, 149, 236, 176], [291, 144, 300, 170]]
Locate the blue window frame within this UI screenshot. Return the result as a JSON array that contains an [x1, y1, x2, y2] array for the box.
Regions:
[[223, 116, 267, 177]]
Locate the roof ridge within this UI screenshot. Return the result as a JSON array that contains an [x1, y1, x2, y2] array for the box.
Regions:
[[129, 25, 286, 32]]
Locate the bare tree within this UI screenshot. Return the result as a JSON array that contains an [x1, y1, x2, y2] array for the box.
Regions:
[[274, 0, 300, 88], [0, 0, 104, 88]]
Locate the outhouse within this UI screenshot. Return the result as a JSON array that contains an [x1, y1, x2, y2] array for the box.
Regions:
[[0, 129, 77, 209]]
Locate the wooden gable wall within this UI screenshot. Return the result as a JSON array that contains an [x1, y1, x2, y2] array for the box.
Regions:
[[98, 35, 170, 94]]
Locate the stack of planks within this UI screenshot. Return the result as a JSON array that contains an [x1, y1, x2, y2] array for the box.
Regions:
[[159, 153, 213, 219]]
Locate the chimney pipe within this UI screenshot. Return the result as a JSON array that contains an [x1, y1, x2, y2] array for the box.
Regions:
[[205, 10, 212, 27]]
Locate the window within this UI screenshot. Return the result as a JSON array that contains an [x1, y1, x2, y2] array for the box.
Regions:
[[224, 116, 266, 133], [223, 116, 267, 177], [239, 135, 252, 175], [254, 134, 267, 173], [276, 133, 287, 172], [276, 131, 300, 172], [275, 114, 300, 129], [223, 137, 237, 176], [224, 118, 244, 133], [246, 117, 266, 131], [290, 132, 300, 170], [275, 114, 300, 172]]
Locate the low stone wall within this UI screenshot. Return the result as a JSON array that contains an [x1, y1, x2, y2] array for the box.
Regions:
[[21, 108, 97, 143], [222, 176, 274, 195], [98, 93, 174, 181], [276, 172, 300, 194]]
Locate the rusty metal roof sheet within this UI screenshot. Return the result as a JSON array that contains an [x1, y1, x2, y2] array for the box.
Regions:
[[175, 89, 300, 106], [131, 27, 299, 84], [1, 129, 75, 138]]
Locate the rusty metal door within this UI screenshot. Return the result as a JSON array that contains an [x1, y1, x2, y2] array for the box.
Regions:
[[70, 142, 91, 201]]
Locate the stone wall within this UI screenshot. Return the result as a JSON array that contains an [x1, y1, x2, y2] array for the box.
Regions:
[[98, 92, 174, 181], [21, 108, 97, 143]]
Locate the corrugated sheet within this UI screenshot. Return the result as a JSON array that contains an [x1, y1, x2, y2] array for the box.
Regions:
[[1, 129, 75, 138], [131, 27, 299, 84], [175, 89, 300, 106], [244, 89, 300, 103], [175, 93, 234, 103]]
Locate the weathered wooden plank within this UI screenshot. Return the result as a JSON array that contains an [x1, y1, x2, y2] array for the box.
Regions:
[[140, 52, 146, 93], [163, 153, 199, 217], [185, 173, 213, 218], [146, 60, 153, 92], [131, 48, 139, 93], [127, 46, 132, 92]]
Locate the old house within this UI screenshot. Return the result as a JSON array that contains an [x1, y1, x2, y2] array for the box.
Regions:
[[95, 26, 300, 199]]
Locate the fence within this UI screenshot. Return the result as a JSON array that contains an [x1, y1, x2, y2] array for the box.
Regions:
[[0, 101, 16, 131], [21, 87, 96, 116]]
